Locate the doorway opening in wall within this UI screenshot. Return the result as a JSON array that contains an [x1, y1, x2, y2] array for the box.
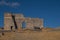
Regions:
[[11, 26, 13, 30], [22, 21, 26, 29], [34, 26, 42, 31]]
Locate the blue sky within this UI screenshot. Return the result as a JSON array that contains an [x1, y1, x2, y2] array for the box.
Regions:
[[0, 0, 60, 28]]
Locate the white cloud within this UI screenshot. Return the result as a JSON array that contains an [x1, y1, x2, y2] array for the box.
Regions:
[[0, 0, 20, 7]]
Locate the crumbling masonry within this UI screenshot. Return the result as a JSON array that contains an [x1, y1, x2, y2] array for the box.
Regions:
[[4, 13, 43, 31]]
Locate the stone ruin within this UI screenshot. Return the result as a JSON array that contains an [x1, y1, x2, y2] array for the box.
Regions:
[[4, 12, 43, 31]]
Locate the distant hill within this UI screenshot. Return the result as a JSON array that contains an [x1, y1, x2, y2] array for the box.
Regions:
[[54, 27, 60, 29]]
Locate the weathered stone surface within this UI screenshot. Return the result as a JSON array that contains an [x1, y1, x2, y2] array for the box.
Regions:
[[25, 17, 34, 29], [4, 13, 15, 30], [14, 14, 25, 30], [4, 13, 43, 31]]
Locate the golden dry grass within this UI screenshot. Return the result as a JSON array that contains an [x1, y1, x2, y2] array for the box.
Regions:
[[0, 30, 60, 40]]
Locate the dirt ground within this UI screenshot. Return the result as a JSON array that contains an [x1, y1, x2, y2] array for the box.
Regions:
[[0, 30, 60, 40]]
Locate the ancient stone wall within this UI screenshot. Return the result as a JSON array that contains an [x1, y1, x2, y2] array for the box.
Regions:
[[31, 18, 43, 29], [14, 14, 25, 30], [4, 13, 43, 30], [4, 13, 15, 30], [25, 17, 34, 30]]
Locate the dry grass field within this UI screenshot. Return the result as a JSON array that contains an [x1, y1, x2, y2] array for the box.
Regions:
[[0, 29, 60, 40]]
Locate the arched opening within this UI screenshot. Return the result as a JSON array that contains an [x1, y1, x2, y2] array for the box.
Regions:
[[22, 21, 26, 29]]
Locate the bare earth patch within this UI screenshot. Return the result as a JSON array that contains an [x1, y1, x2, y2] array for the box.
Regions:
[[0, 30, 60, 40]]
